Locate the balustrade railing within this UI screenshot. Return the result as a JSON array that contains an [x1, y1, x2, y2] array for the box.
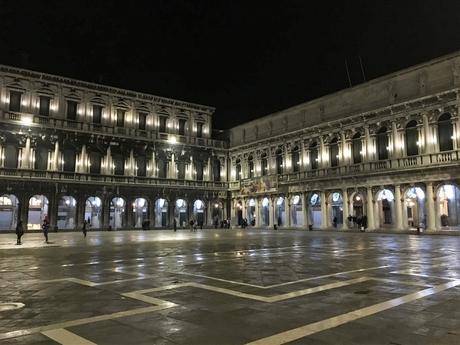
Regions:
[[270, 149, 460, 184], [0, 110, 227, 148], [0, 167, 228, 189]]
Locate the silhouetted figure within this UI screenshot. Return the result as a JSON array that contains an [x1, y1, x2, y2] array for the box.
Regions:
[[42, 219, 50, 243], [82, 220, 87, 238], [16, 220, 24, 245], [173, 218, 177, 232]]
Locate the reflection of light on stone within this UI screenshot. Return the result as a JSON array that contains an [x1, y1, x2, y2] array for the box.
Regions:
[[377, 189, 394, 202]]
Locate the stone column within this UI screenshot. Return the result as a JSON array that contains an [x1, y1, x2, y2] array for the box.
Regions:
[[342, 189, 349, 230], [102, 197, 111, 230], [394, 185, 403, 230], [242, 198, 247, 221], [76, 194, 86, 229], [254, 198, 259, 227], [148, 198, 155, 229], [373, 199, 380, 229], [366, 187, 375, 230], [425, 182, 436, 231], [422, 113, 431, 154], [320, 191, 327, 229], [269, 197, 275, 228], [285, 198, 291, 227], [302, 193, 309, 229], [168, 200, 174, 227], [18, 193, 29, 230], [48, 193, 58, 230], [126, 199, 133, 229]]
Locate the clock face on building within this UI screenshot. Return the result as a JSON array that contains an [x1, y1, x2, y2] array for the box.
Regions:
[[310, 193, 319, 206]]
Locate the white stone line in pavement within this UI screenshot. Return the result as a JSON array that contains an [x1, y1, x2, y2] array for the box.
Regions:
[[42, 328, 97, 345], [390, 270, 456, 281], [41, 276, 146, 287], [124, 277, 371, 303], [0, 305, 172, 341], [159, 264, 391, 289], [245, 279, 460, 345], [371, 278, 433, 287]]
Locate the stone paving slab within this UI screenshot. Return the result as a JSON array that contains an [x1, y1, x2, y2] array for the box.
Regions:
[[0, 229, 459, 344]]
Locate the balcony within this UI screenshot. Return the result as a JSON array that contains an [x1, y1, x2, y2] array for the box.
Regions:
[[0, 110, 227, 149], [276, 149, 460, 183], [0, 168, 228, 190]]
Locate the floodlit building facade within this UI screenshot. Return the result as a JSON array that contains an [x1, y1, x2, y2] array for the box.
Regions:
[[1, 50, 460, 232], [228, 51, 460, 232], [0, 65, 228, 231]]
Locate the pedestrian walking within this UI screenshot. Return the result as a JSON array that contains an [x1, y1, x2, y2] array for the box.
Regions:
[[82, 220, 87, 238], [42, 219, 50, 243], [173, 218, 177, 232], [15, 220, 24, 245], [189, 219, 194, 232]]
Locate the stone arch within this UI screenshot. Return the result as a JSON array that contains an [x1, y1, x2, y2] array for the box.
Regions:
[[308, 191, 322, 229], [403, 185, 426, 228], [110, 196, 126, 229], [375, 188, 395, 228], [28, 194, 49, 230], [192, 199, 206, 227], [0, 194, 19, 230], [290, 194, 303, 227], [57, 195, 76, 229], [436, 183, 460, 228], [132, 197, 149, 228], [154, 198, 169, 227], [327, 191, 343, 227], [85, 196, 102, 229]]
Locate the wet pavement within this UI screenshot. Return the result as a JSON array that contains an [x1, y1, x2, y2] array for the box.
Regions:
[[0, 229, 459, 345]]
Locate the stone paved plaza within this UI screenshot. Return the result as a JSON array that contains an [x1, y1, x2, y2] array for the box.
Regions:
[[0, 229, 459, 345]]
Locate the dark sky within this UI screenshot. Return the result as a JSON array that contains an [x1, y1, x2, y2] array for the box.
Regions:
[[1, 1, 460, 130]]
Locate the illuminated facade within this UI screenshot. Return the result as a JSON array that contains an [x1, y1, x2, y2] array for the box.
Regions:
[[2, 51, 460, 232], [0, 65, 228, 230], [228, 51, 460, 232]]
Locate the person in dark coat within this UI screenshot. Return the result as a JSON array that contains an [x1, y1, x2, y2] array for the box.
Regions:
[[173, 218, 177, 232], [42, 219, 50, 243], [82, 220, 87, 238], [16, 220, 24, 245]]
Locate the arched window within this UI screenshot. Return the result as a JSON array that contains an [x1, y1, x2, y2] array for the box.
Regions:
[[329, 137, 339, 167], [261, 153, 268, 176], [292, 146, 300, 172], [89, 151, 101, 174], [34, 145, 49, 170], [376, 127, 389, 160], [235, 159, 241, 181], [112, 154, 124, 175], [4, 143, 18, 169], [352, 132, 362, 164], [177, 161, 186, 179], [63, 148, 76, 172], [157, 158, 167, 178], [310, 142, 318, 170], [195, 160, 204, 181], [276, 149, 283, 174], [405, 120, 419, 156], [136, 155, 146, 177], [248, 156, 254, 178], [438, 113, 454, 152], [213, 158, 221, 181]]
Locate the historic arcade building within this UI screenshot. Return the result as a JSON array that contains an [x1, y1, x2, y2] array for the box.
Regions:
[[1, 50, 460, 232], [0, 65, 228, 231], [228, 51, 460, 232]]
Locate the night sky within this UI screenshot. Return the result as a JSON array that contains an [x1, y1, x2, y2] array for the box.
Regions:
[[1, 1, 460, 130]]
